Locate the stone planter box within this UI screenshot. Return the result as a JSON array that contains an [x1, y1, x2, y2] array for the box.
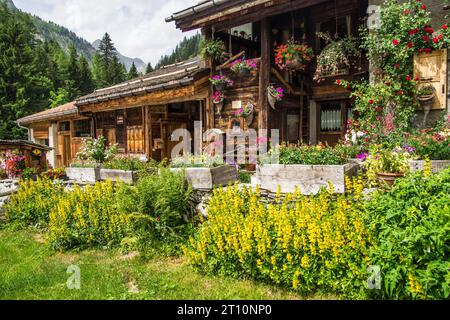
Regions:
[[256, 163, 359, 195], [409, 160, 450, 173], [171, 165, 238, 190], [99, 169, 138, 184], [65, 167, 100, 183]]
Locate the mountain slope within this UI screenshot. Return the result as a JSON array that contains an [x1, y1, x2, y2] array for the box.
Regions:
[[2, 0, 16, 10], [2, 0, 146, 72]]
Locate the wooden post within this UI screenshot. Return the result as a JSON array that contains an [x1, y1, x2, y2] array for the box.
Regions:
[[258, 18, 270, 131]]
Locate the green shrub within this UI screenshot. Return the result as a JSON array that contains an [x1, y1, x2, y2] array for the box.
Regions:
[[48, 180, 148, 251], [5, 178, 65, 227], [184, 180, 372, 298], [135, 168, 192, 228], [364, 168, 450, 299], [103, 157, 155, 172]]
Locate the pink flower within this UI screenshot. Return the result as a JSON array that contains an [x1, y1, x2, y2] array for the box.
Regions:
[[392, 39, 399, 46]]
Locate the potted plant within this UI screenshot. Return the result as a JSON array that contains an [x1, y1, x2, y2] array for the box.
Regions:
[[416, 86, 436, 110], [230, 58, 258, 75], [275, 39, 314, 71], [212, 91, 225, 114], [365, 147, 411, 187], [199, 38, 226, 65], [313, 33, 359, 81], [209, 74, 234, 91], [234, 102, 255, 125], [268, 85, 285, 109]]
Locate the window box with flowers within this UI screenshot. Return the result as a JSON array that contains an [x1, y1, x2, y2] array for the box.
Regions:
[[212, 91, 225, 114], [275, 40, 314, 71], [230, 58, 258, 75], [209, 74, 234, 91], [234, 102, 255, 126], [257, 144, 360, 194], [267, 85, 285, 109], [170, 155, 238, 190]]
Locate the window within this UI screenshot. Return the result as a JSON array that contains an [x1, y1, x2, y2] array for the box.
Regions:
[[230, 23, 253, 40], [74, 119, 91, 138], [58, 121, 70, 132], [320, 102, 342, 132]]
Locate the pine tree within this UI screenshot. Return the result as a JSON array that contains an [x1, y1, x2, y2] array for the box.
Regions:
[[77, 55, 95, 95], [146, 62, 154, 74], [0, 4, 51, 139], [128, 62, 139, 79], [64, 44, 81, 100], [95, 32, 126, 87]]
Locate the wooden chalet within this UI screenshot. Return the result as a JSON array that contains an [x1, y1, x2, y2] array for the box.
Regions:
[[17, 0, 449, 168]]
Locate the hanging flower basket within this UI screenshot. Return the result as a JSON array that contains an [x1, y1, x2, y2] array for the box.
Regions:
[[209, 74, 234, 91], [275, 40, 313, 71], [230, 58, 258, 75], [267, 85, 285, 109], [212, 91, 225, 114], [234, 102, 255, 125]]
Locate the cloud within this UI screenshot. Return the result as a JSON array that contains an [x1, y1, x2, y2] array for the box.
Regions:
[[13, 0, 198, 65]]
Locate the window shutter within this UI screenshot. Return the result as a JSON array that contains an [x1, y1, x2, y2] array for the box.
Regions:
[[413, 49, 447, 110]]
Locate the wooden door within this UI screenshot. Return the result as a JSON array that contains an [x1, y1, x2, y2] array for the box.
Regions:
[[163, 122, 188, 160], [414, 49, 447, 110], [57, 133, 71, 167]]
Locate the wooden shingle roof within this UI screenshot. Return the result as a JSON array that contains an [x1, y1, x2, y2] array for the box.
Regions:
[[16, 101, 78, 125], [76, 58, 208, 106]]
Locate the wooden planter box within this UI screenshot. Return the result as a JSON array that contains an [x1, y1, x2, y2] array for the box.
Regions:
[[256, 163, 359, 195], [409, 160, 450, 173], [171, 165, 238, 190], [66, 167, 100, 183], [99, 169, 138, 184]]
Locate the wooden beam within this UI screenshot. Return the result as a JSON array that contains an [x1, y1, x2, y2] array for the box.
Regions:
[[258, 17, 270, 131], [217, 51, 245, 70]]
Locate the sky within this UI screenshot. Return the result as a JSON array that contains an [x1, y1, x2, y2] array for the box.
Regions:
[[13, 0, 198, 65]]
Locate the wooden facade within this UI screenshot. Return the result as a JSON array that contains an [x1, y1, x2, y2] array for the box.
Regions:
[[17, 0, 449, 168]]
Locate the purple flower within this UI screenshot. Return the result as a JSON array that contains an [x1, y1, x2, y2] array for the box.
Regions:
[[356, 152, 368, 161]]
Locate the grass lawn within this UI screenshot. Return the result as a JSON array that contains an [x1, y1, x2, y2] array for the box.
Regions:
[[0, 227, 334, 300]]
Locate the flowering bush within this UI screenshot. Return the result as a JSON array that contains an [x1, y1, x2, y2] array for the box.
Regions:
[[209, 74, 234, 88], [5, 177, 65, 227], [48, 180, 144, 251], [212, 91, 224, 104], [184, 181, 372, 298], [314, 33, 360, 81], [75, 135, 118, 164], [0, 151, 25, 178], [405, 128, 450, 160], [230, 58, 258, 73], [260, 143, 360, 165], [340, 0, 450, 145], [274, 40, 314, 70], [268, 85, 285, 100], [41, 168, 66, 180]]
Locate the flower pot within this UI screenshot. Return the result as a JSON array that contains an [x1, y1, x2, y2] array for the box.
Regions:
[[239, 68, 250, 76], [285, 59, 305, 71], [246, 112, 254, 126], [268, 92, 278, 109], [214, 100, 224, 114], [215, 83, 225, 91], [376, 172, 405, 187]]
